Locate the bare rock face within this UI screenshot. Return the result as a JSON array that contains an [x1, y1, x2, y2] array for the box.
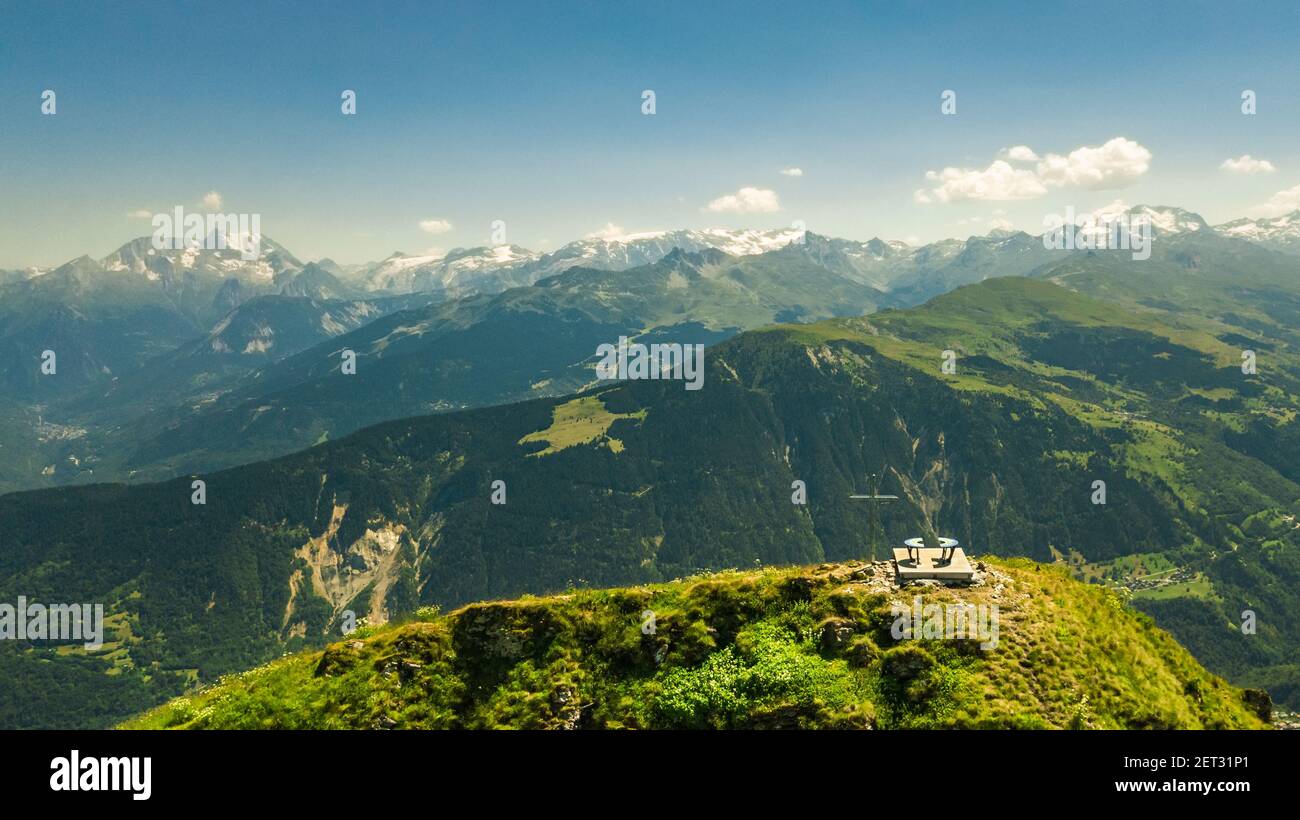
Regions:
[[288, 500, 416, 633]]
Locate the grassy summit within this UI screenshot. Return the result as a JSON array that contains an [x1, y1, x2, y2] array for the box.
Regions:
[[124, 557, 1269, 730]]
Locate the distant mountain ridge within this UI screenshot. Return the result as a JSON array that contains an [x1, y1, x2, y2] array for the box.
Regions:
[[1216, 210, 1300, 255], [338, 205, 1300, 299], [8, 203, 1300, 494]]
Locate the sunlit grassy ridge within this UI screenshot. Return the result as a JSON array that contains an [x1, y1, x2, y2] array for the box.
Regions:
[[124, 557, 1268, 730], [751, 276, 1300, 519], [766, 278, 1238, 392], [748, 280, 1254, 517]]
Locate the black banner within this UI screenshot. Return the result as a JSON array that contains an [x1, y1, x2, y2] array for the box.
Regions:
[[2, 729, 1288, 807]]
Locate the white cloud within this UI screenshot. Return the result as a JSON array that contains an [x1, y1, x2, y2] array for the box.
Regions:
[[704, 186, 781, 214], [1034, 137, 1152, 189], [585, 223, 626, 240], [422, 246, 447, 259], [127, 209, 153, 219], [1220, 154, 1276, 175], [923, 160, 1047, 203], [201, 191, 223, 210], [779, 167, 803, 177], [918, 137, 1152, 203], [1251, 182, 1300, 217], [419, 218, 453, 234], [1002, 145, 1040, 162]]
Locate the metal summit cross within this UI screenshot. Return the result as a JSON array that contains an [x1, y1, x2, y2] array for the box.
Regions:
[[849, 471, 898, 561]]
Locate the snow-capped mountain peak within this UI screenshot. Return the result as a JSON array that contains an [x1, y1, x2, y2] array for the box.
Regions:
[[98, 235, 303, 284], [1214, 211, 1300, 254], [353, 228, 811, 297], [1081, 203, 1210, 235], [1127, 204, 1210, 234]]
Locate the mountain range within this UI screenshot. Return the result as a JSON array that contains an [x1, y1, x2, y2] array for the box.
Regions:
[[6, 206, 1297, 494], [2, 205, 1300, 727]]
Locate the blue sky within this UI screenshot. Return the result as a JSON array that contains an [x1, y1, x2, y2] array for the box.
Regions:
[[2, 0, 1299, 267]]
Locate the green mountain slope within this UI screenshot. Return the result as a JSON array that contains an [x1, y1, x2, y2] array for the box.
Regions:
[[0, 256, 207, 401], [121, 559, 1269, 730], [0, 289, 439, 493], [63, 291, 439, 435], [1033, 229, 1300, 351]]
